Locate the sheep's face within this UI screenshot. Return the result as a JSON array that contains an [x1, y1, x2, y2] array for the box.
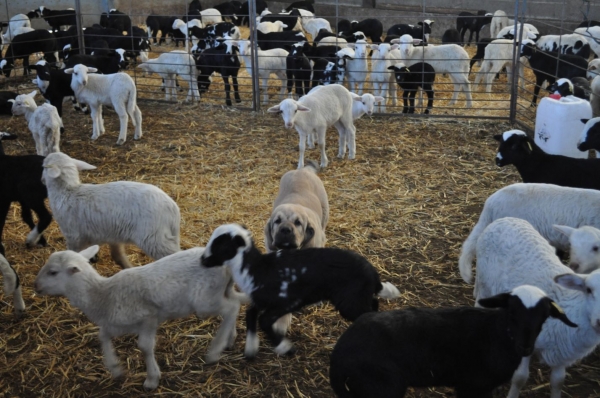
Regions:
[[201, 224, 252, 268], [587, 60, 600, 80], [398, 34, 418, 58], [64, 64, 96, 89], [353, 41, 367, 58], [42, 152, 96, 185], [34, 247, 99, 296], [548, 78, 574, 97], [479, 285, 576, 356], [555, 271, 600, 332], [578, 117, 600, 151], [354, 94, 383, 116], [267, 99, 310, 129], [493, 130, 531, 167], [9, 91, 37, 116], [555, 225, 600, 274]]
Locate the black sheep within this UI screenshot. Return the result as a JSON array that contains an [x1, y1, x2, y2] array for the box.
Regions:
[[286, 42, 312, 97], [99, 9, 132, 33], [38, 6, 76, 33], [0, 92, 18, 116], [238, 0, 269, 26], [351, 18, 383, 43], [195, 45, 242, 106], [388, 62, 436, 114], [0, 30, 58, 77], [387, 20, 434, 44], [441, 28, 462, 45], [494, 130, 600, 189], [329, 286, 575, 398], [285, 0, 314, 13], [456, 10, 493, 46], [145, 15, 178, 45]]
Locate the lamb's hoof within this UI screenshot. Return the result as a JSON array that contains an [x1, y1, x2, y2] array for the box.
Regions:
[[244, 352, 257, 361], [14, 308, 25, 318], [236, 99, 242, 103], [274, 339, 295, 356], [204, 352, 221, 365], [337, 153, 345, 159], [116, 139, 125, 145], [143, 377, 159, 391], [109, 366, 125, 379], [91, 136, 99, 141], [134, 135, 141, 141], [348, 154, 355, 160]]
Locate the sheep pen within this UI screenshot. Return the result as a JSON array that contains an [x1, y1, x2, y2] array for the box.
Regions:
[[0, 31, 598, 398]]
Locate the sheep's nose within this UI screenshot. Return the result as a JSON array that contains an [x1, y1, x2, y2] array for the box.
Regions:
[[367, 111, 372, 115], [33, 282, 40, 293], [571, 263, 580, 272], [285, 123, 293, 129]]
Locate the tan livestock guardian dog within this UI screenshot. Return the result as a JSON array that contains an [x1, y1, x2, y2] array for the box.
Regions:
[[264, 161, 329, 252]]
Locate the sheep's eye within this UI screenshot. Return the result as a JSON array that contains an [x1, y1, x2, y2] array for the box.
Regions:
[[294, 219, 302, 226], [48, 270, 58, 276], [593, 246, 599, 252], [588, 287, 593, 294], [274, 218, 281, 224], [294, 110, 297, 113]]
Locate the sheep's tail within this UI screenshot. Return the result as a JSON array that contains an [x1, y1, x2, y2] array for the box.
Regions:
[[0, 254, 19, 296], [377, 282, 400, 299], [459, 214, 492, 283]]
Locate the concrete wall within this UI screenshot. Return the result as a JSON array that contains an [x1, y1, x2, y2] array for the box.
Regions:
[[2, 0, 599, 38]]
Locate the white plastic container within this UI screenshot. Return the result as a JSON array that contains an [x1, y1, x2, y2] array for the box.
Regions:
[[534, 95, 592, 159]]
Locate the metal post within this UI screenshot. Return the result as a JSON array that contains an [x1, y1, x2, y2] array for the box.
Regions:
[[249, 0, 261, 111], [75, 0, 86, 55], [508, 0, 524, 123]]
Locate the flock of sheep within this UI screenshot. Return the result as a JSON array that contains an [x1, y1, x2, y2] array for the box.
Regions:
[[6, 1, 600, 397]]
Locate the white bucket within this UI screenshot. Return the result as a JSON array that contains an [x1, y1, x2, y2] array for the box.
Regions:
[[534, 96, 592, 159]]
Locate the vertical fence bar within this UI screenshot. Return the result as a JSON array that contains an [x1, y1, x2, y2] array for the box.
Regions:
[[75, 0, 86, 55], [508, 0, 523, 123], [249, 0, 260, 111]]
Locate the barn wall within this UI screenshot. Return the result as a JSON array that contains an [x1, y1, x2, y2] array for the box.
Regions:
[[1, 0, 599, 38]]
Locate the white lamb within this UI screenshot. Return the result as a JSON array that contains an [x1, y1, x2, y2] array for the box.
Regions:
[[346, 40, 369, 95], [474, 39, 525, 92], [317, 36, 348, 48], [9, 90, 61, 156], [235, 39, 288, 105], [303, 18, 332, 40], [138, 51, 199, 102], [369, 43, 400, 113], [310, 86, 383, 119], [65, 64, 142, 145], [490, 10, 513, 39], [472, 217, 600, 398], [257, 20, 288, 33], [268, 84, 356, 169], [34, 245, 249, 390], [41, 152, 180, 268], [393, 34, 473, 108], [459, 183, 600, 283], [199, 8, 223, 25], [575, 26, 600, 58], [0, 253, 25, 317]]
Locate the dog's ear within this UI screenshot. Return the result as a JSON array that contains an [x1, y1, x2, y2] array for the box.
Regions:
[[301, 223, 315, 248], [264, 217, 275, 253]]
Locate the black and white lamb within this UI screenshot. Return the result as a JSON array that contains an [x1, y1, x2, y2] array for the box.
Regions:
[[494, 129, 600, 189], [579, 117, 600, 151], [330, 285, 576, 398], [200, 224, 401, 358], [548, 77, 590, 101]]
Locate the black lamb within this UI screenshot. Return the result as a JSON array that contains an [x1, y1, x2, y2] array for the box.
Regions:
[[388, 62, 436, 114]]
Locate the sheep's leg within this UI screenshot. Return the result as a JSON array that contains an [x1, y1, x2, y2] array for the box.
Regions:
[[99, 327, 124, 379], [531, 75, 545, 107], [109, 244, 132, 269], [307, 131, 315, 149], [380, 82, 388, 113], [114, 103, 129, 146], [389, 78, 397, 107], [550, 366, 566, 398], [286, 70, 294, 97], [231, 74, 241, 103], [272, 313, 292, 335], [261, 77, 269, 105], [25, 199, 52, 248], [204, 297, 241, 364], [258, 310, 295, 356], [90, 106, 101, 140], [244, 304, 260, 359], [345, 123, 356, 160], [278, 71, 287, 100], [372, 82, 381, 112], [424, 86, 434, 114], [137, 327, 161, 391], [334, 122, 347, 159], [164, 76, 172, 101], [297, 130, 307, 169], [408, 91, 416, 114], [0, 201, 10, 256], [402, 90, 410, 113], [316, 127, 328, 168], [131, 105, 143, 140], [507, 356, 531, 398], [222, 76, 233, 107]]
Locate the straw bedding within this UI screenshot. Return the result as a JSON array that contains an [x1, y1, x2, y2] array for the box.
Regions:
[[0, 31, 598, 398]]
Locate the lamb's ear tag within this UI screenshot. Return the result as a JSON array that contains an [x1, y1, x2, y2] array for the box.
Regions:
[[551, 301, 566, 315], [527, 142, 532, 152]]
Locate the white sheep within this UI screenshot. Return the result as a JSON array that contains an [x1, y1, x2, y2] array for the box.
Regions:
[[199, 8, 223, 26], [346, 40, 369, 95], [472, 217, 600, 398], [496, 23, 538, 40], [575, 26, 600, 58], [459, 183, 600, 283], [41, 152, 180, 268], [309, 86, 383, 119], [257, 20, 288, 33], [138, 51, 199, 102], [34, 245, 249, 390], [554, 225, 600, 274], [268, 84, 356, 169], [302, 18, 332, 40], [474, 39, 525, 92], [369, 43, 400, 113], [9, 90, 61, 156], [65, 64, 142, 145], [235, 39, 288, 105], [296, 8, 314, 22], [0, 253, 25, 317], [393, 34, 473, 108], [317, 36, 348, 48], [490, 10, 513, 39]]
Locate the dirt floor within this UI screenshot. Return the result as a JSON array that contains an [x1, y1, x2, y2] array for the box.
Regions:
[[0, 29, 599, 398]]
